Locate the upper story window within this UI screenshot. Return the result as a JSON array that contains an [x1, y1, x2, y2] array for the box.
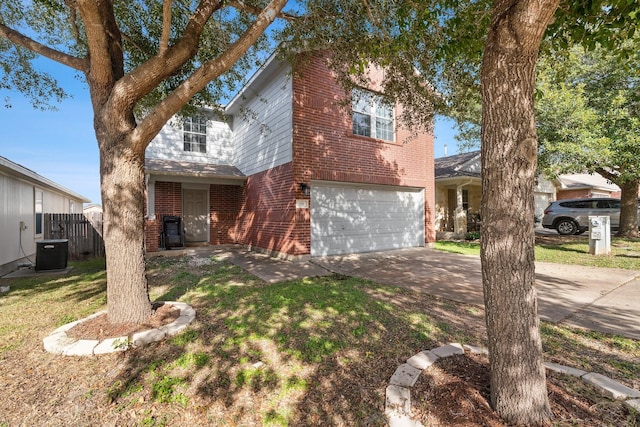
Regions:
[[352, 88, 395, 142], [183, 116, 207, 153]]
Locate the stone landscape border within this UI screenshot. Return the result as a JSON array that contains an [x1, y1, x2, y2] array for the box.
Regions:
[[385, 343, 640, 427], [43, 301, 196, 356]]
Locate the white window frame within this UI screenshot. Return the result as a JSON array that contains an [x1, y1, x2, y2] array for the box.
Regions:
[[34, 188, 43, 237], [352, 88, 395, 142], [183, 116, 207, 153]]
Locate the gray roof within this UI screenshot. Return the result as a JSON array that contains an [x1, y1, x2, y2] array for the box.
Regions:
[[434, 150, 481, 179], [145, 158, 245, 180]]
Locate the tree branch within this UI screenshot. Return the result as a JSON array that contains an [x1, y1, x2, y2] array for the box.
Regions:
[[132, 0, 290, 151], [160, 0, 173, 55], [121, 31, 151, 56], [228, 0, 297, 21], [0, 22, 87, 72], [595, 167, 619, 183], [77, 0, 124, 92], [63, 0, 82, 45], [110, 0, 224, 112]]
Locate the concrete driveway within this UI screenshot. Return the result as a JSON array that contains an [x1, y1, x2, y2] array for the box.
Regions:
[[312, 247, 640, 340]]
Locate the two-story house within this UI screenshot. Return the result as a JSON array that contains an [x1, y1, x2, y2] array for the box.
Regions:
[[144, 51, 435, 258]]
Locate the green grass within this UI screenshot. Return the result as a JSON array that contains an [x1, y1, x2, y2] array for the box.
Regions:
[[434, 241, 481, 256], [2, 254, 639, 426], [435, 239, 640, 269], [540, 323, 640, 380], [0, 258, 107, 356]]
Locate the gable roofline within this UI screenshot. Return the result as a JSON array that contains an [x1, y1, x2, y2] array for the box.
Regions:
[[0, 156, 90, 203], [434, 150, 481, 179], [556, 173, 620, 193], [225, 49, 285, 114]]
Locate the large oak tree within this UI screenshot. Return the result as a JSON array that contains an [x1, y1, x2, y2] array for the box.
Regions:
[[1, 0, 290, 323], [479, 0, 558, 422], [288, 0, 634, 424]]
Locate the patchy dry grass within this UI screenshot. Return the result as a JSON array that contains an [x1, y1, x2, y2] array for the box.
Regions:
[[0, 253, 638, 426]]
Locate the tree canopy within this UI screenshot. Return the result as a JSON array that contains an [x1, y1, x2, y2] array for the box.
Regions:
[[537, 40, 640, 236]]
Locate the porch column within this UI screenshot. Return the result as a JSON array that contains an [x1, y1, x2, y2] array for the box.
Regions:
[[146, 175, 155, 220], [454, 185, 467, 236]]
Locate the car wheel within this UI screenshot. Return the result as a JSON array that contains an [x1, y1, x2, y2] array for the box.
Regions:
[[556, 219, 578, 235]]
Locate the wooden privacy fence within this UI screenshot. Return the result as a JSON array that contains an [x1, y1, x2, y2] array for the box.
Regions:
[[44, 213, 105, 260]]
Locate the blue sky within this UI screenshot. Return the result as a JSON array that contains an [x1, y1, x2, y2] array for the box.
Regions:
[[0, 58, 460, 206]]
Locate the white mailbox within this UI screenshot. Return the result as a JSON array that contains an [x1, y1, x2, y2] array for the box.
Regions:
[[588, 215, 611, 256]]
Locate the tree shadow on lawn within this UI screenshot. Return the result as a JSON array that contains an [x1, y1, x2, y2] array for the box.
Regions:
[[106, 257, 489, 426], [537, 244, 588, 255], [0, 258, 106, 302], [109, 256, 640, 426], [26, 255, 637, 426]]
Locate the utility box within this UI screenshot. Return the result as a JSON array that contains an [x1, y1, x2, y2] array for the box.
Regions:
[[36, 239, 69, 271], [588, 216, 611, 256]]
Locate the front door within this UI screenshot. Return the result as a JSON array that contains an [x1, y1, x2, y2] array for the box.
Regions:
[[183, 189, 208, 243]]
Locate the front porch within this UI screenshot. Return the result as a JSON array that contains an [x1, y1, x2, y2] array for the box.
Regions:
[[435, 177, 482, 239]]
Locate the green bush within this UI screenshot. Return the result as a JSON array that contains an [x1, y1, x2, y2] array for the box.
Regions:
[[465, 231, 481, 240]]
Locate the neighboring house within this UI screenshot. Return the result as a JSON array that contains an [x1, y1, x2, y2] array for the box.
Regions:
[[82, 203, 103, 215], [0, 156, 89, 276], [83, 204, 103, 237], [554, 173, 621, 200], [434, 150, 555, 238], [144, 51, 435, 258]]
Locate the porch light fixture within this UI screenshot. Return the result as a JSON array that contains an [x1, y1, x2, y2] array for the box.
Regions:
[[300, 183, 310, 197]]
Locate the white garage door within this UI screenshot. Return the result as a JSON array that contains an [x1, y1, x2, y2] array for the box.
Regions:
[[311, 184, 425, 256]]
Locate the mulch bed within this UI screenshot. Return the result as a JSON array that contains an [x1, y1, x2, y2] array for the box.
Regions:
[[66, 302, 180, 341], [411, 352, 636, 426]]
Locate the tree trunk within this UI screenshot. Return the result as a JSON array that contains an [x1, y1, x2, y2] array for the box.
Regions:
[[480, 0, 558, 424], [100, 134, 152, 324], [616, 178, 640, 238]]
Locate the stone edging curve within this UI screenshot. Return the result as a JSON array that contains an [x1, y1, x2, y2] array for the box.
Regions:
[[385, 343, 640, 427], [42, 301, 196, 356]]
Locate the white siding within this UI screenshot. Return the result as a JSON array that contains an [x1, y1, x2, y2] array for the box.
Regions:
[[1, 172, 80, 272], [311, 184, 425, 257], [0, 173, 34, 268], [231, 64, 293, 176], [146, 116, 234, 164]]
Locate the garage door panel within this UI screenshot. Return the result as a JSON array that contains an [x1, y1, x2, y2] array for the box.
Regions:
[[311, 184, 424, 256], [318, 219, 420, 234]]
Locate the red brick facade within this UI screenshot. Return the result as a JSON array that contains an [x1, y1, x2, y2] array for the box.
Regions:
[[144, 181, 183, 252], [145, 182, 243, 251], [291, 53, 436, 245], [145, 52, 435, 255], [235, 163, 309, 256]]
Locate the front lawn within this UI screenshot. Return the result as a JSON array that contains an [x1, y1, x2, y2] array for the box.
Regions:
[[0, 254, 638, 426], [435, 238, 640, 269]]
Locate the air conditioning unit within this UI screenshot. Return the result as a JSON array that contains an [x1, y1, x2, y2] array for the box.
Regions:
[[36, 239, 69, 271]]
